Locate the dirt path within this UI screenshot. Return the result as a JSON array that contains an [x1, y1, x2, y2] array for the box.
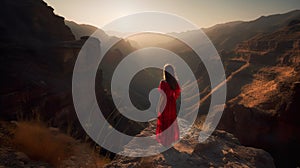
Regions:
[[199, 57, 250, 104]]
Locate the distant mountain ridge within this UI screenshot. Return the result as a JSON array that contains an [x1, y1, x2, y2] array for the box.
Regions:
[[159, 10, 300, 52], [64, 20, 111, 40], [64, 9, 300, 53], [203, 9, 300, 50]]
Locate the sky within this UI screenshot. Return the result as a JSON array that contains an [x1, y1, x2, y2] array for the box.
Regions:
[[44, 0, 300, 31]]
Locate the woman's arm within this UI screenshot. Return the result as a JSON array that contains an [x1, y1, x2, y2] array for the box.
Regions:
[[157, 81, 167, 113], [157, 91, 167, 113]]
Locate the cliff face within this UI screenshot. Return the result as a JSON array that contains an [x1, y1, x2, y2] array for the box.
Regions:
[[218, 20, 300, 167], [0, 0, 81, 134], [0, 0, 74, 44], [0, 0, 145, 140]]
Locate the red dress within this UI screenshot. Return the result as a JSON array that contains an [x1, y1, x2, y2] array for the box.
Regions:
[[156, 80, 181, 146]]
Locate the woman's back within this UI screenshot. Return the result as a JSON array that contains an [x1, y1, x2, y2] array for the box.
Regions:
[[156, 80, 180, 146]]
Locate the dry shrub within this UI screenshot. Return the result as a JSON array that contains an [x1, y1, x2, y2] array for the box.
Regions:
[[12, 121, 74, 166], [95, 156, 111, 167]]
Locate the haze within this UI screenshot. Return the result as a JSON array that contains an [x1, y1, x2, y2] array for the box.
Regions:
[[44, 0, 300, 32]]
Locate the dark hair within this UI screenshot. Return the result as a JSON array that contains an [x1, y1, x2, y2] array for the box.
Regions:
[[163, 64, 178, 90]]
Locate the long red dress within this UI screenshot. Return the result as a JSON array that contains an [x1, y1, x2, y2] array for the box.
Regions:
[[156, 80, 181, 146]]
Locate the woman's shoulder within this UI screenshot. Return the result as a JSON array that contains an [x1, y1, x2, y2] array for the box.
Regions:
[[159, 80, 168, 88], [160, 80, 180, 89]]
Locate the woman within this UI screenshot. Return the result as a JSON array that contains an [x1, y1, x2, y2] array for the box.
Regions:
[[156, 64, 181, 146]]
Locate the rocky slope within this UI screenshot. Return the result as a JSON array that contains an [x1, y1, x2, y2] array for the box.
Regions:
[[105, 121, 275, 168], [218, 19, 300, 167]]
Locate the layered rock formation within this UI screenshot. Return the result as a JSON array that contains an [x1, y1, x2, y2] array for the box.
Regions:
[[218, 19, 300, 167]]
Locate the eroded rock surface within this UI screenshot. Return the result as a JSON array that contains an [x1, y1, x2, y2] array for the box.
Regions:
[[105, 122, 275, 168]]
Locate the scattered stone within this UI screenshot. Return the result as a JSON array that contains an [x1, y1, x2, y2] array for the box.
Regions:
[[104, 125, 275, 168]]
